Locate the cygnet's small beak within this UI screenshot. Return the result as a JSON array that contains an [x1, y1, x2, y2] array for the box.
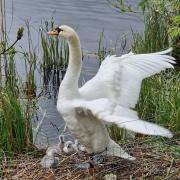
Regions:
[[47, 30, 59, 36]]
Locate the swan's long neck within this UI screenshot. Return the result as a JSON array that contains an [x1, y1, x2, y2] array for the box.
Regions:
[[59, 33, 82, 98]]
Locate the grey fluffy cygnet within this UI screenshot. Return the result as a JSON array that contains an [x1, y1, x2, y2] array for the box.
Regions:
[[40, 135, 65, 168], [63, 139, 86, 154], [40, 155, 59, 168], [40, 136, 87, 168], [63, 141, 75, 154], [46, 135, 65, 156], [74, 139, 86, 152]]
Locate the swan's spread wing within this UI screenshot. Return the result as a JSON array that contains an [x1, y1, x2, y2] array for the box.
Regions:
[[74, 99, 173, 138], [79, 49, 175, 108]]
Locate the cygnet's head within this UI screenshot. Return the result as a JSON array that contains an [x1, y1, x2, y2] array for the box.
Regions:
[[63, 141, 75, 154], [47, 25, 76, 40]]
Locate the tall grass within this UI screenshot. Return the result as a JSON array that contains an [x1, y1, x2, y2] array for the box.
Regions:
[[23, 20, 37, 98], [0, 6, 35, 157], [0, 89, 33, 153], [0, 50, 34, 156], [137, 71, 180, 132], [131, 10, 169, 53]]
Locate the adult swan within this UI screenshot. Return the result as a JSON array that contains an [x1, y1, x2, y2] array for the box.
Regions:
[[48, 25, 174, 167]]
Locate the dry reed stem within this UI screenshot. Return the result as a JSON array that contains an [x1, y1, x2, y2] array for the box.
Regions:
[[2, 140, 180, 180]]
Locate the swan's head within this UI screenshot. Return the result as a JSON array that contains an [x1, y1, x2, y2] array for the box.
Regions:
[[47, 25, 76, 40]]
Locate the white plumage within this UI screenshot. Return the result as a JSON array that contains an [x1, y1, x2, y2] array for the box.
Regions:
[[48, 25, 175, 161]]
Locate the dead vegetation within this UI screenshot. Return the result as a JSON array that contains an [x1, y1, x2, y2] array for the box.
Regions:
[[1, 137, 180, 180]]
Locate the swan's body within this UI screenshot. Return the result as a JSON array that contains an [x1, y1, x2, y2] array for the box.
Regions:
[[48, 26, 175, 162]]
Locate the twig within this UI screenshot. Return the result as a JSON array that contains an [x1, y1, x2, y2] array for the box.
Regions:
[[0, 27, 24, 55], [166, 158, 174, 177]]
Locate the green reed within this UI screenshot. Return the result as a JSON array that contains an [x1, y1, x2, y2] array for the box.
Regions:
[[0, 88, 33, 153], [40, 20, 69, 91], [40, 20, 69, 71], [0, 12, 36, 156], [137, 70, 180, 132], [131, 10, 169, 53], [97, 29, 107, 64], [0, 50, 34, 156], [23, 20, 37, 98]]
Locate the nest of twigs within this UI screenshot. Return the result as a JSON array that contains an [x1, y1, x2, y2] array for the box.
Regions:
[[2, 139, 180, 180]]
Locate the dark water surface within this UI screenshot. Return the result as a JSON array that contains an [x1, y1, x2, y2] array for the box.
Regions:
[[6, 0, 143, 147]]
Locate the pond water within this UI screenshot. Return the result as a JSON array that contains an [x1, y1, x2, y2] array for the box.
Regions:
[[5, 0, 143, 147]]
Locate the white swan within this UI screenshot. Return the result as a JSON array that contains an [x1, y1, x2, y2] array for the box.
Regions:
[[47, 25, 175, 166]]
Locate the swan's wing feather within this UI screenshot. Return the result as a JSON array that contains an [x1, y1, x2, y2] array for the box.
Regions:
[[115, 54, 175, 108], [79, 49, 175, 108], [79, 54, 132, 100], [105, 116, 173, 138], [74, 99, 173, 138]]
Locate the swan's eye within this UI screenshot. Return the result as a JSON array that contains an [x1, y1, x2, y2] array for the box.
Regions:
[[55, 27, 63, 34]]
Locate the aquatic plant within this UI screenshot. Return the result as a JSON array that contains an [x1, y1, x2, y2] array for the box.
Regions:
[[97, 29, 107, 64], [22, 20, 37, 98], [40, 20, 69, 93]]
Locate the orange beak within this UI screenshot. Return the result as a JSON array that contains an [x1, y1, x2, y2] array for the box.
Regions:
[[47, 30, 59, 36]]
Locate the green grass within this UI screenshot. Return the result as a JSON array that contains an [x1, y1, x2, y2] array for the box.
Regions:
[[137, 70, 180, 132], [0, 19, 36, 157], [0, 89, 33, 154], [0, 49, 35, 156], [131, 10, 169, 53]]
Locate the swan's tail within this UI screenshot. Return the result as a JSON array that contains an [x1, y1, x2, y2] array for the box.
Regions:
[[106, 139, 135, 161]]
